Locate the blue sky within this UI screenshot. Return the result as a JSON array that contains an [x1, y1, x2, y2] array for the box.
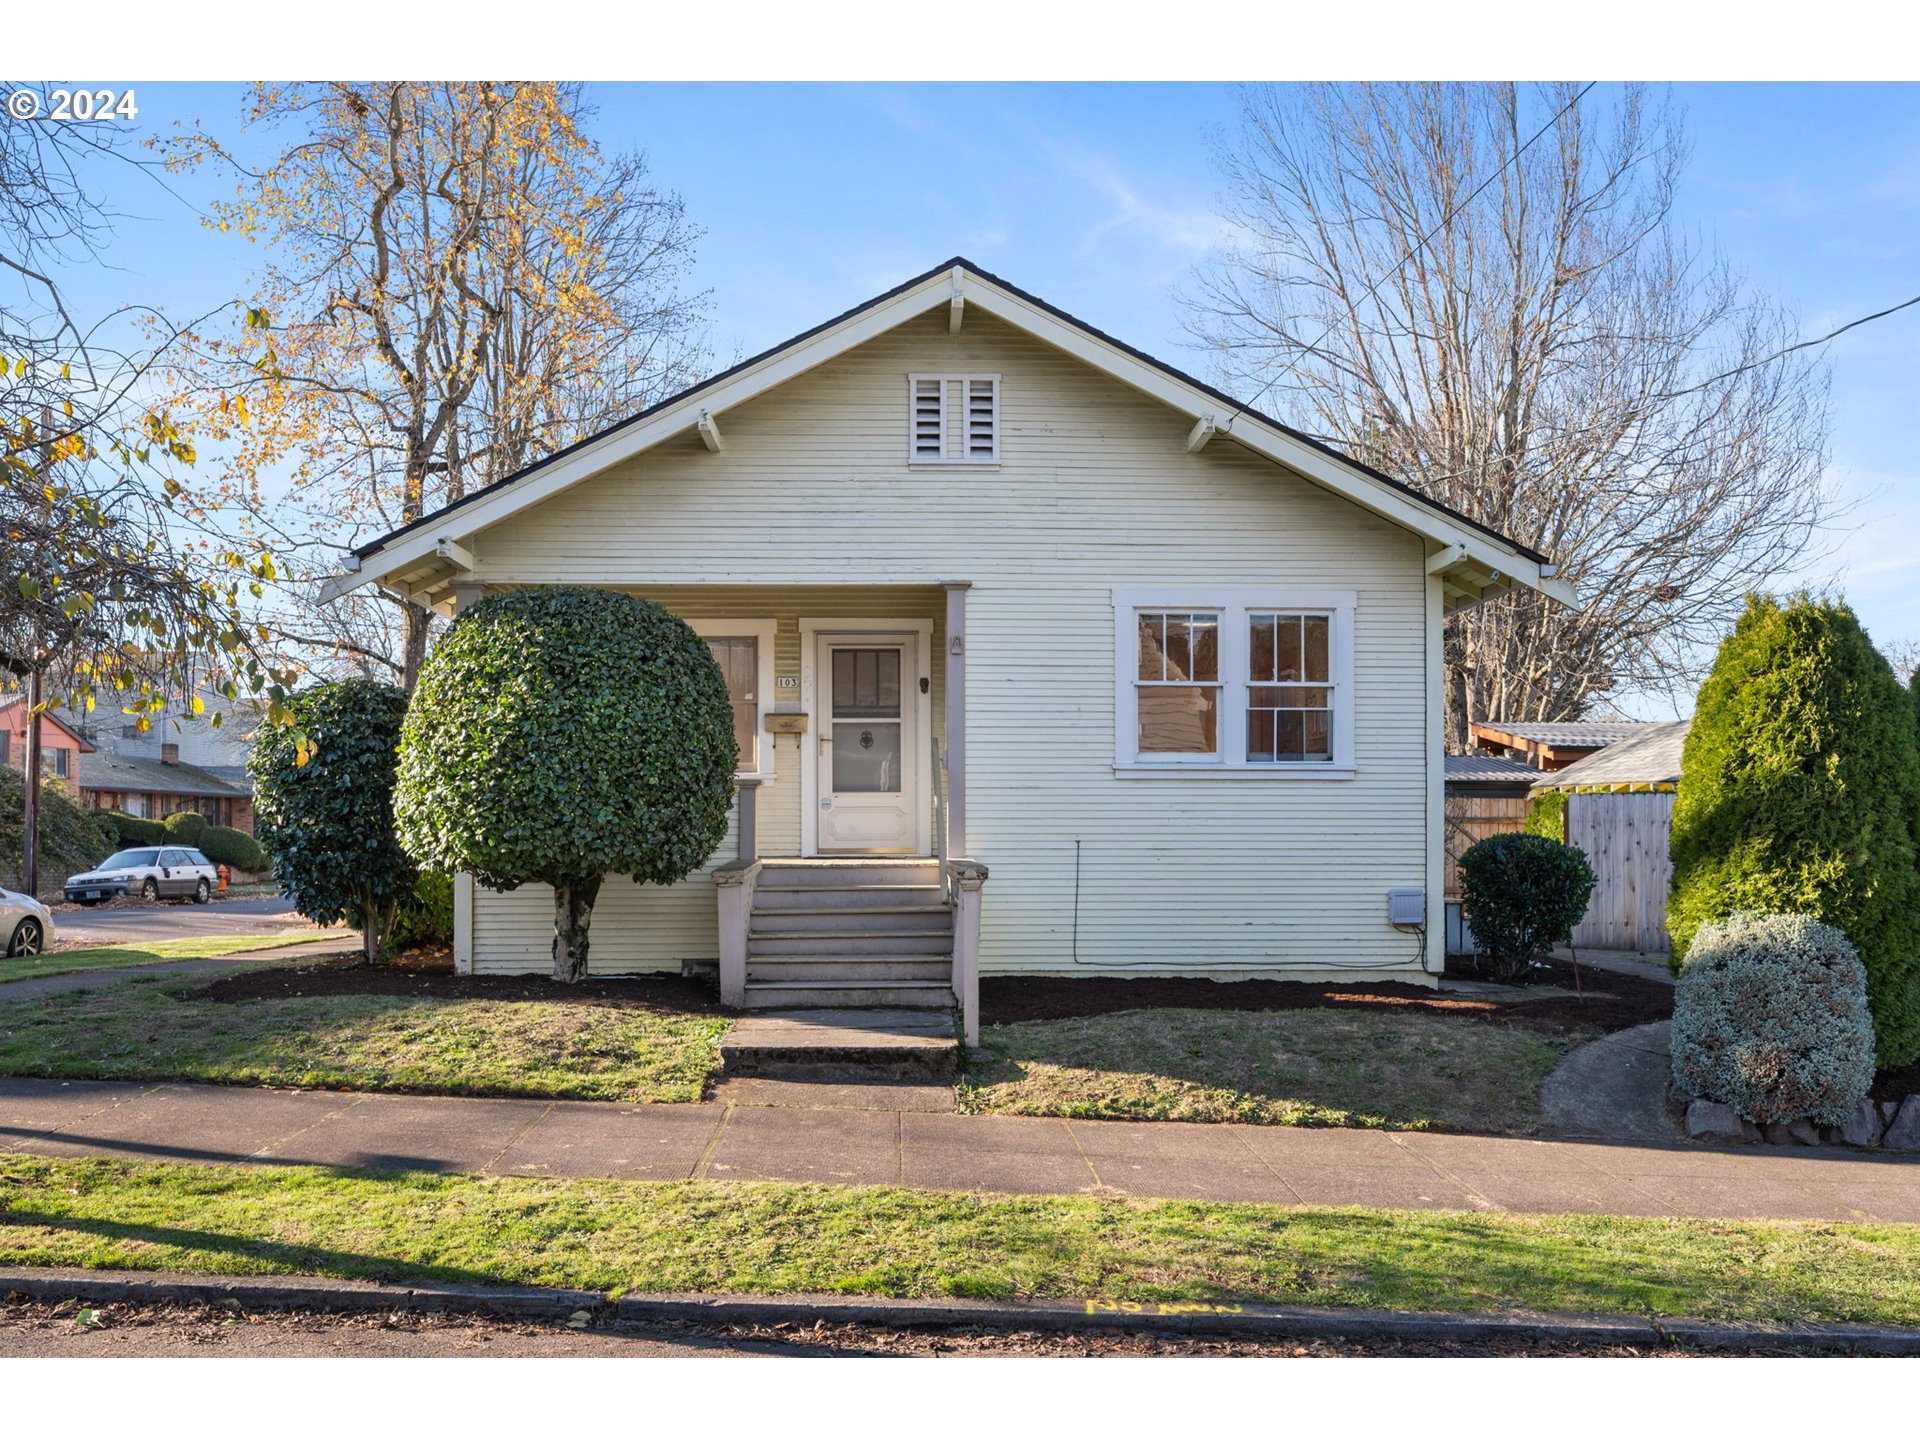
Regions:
[[48, 81, 1920, 706]]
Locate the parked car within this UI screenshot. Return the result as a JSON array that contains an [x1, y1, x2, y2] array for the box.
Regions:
[[2, 887, 56, 956], [63, 847, 219, 905]]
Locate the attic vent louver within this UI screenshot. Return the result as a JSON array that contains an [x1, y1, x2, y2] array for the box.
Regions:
[[908, 373, 999, 465]]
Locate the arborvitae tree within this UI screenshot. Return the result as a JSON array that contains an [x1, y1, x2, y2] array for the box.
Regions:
[[1668, 594, 1920, 1066]]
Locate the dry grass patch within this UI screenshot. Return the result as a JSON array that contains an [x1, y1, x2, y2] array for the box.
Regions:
[[959, 1007, 1574, 1132], [0, 977, 726, 1103], [0, 932, 339, 986]]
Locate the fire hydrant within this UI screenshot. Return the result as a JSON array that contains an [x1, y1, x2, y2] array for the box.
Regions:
[[217, 864, 230, 893]]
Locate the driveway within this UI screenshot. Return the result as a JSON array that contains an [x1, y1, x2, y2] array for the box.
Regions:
[[52, 896, 316, 949]]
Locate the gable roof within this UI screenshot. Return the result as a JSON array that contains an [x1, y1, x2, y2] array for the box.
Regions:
[[0, 695, 96, 753], [1473, 720, 1653, 751], [1534, 721, 1691, 791], [334, 257, 1572, 617], [1444, 753, 1546, 787]]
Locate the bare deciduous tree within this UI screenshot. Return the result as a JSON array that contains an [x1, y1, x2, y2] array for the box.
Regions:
[[1186, 82, 1833, 748], [167, 82, 709, 686]]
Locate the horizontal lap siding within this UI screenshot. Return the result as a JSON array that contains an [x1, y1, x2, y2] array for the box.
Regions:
[[471, 308, 1433, 976]]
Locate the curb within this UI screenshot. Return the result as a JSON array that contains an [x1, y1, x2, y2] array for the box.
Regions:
[[2, 1268, 1917, 1354]]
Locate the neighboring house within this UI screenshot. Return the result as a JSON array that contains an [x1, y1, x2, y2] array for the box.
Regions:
[[57, 690, 262, 835], [1532, 720, 1691, 954], [0, 695, 93, 790], [79, 745, 256, 834], [333, 257, 1568, 1037], [1440, 753, 1543, 958], [1469, 719, 1651, 772]]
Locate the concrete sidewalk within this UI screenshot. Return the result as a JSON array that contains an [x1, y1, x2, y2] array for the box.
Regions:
[[3, 1077, 1916, 1222]]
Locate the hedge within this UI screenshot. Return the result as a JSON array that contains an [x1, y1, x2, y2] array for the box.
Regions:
[[197, 823, 266, 872]]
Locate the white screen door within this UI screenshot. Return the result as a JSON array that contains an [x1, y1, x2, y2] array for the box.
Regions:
[[817, 634, 920, 853]]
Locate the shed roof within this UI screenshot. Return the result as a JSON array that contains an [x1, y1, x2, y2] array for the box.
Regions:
[[79, 752, 250, 799], [1444, 754, 1543, 786], [1534, 720, 1691, 791], [1473, 719, 1652, 750]]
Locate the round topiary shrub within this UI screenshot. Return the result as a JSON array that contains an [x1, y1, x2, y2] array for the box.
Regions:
[[163, 810, 207, 844], [395, 586, 737, 983], [1670, 912, 1876, 1126], [198, 823, 266, 873], [1458, 831, 1597, 983]]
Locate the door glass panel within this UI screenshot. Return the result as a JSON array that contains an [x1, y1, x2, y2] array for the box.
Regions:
[[707, 636, 759, 771], [833, 721, 902, 792], [832, 648, 901, 717]]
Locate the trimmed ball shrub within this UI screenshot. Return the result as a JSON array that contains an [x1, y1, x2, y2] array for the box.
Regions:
[[250, 679, 416, 965], [1458, 831, 1597, 983], [1670, 912, 1876, 1127], [1668, 594, 1920, 1067], [163, 810, 207, 844], [198, 823, 266, 872], [101, 810, 168, 846], [1523, 788, 1567, 843], [396, 586, 737, 983]]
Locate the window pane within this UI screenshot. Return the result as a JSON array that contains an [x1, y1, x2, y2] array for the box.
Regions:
[[1137, 685, 1218, 754], [1136, 615, 1165, 681], [707, 637, 759, 771], [1302, 709, 1331, 758], [1277, 615, 1303, 681], [833, 721, 902, 792], [1250, 685, 1332, 709], [1247, 708, 1277, 762], [1249, 616, 1275, 683], [1304, 616, 1330, 682], [832, 649, 902, 717], [1189, 617, 1218, 683]]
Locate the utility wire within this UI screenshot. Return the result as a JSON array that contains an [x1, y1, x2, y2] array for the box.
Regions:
[[1658, 292, 1920, 400], [1221, 82, 1598, 435]]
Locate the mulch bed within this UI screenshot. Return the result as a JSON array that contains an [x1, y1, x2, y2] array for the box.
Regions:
[[1871, 1059, 1920, 1105], [196, 950, 726, 1015], [981, 956, 1673, 1039]]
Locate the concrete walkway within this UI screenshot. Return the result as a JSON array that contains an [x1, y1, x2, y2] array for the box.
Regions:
[[2, 1077, 1915, 1222], [1539, 1021, 1682, 1144], [0, 939, 359, 1003]]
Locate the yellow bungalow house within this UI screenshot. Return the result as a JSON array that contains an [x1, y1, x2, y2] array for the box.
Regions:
[[333, 258, 1571, 1043]]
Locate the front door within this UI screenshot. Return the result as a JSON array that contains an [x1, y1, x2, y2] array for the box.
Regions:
[[817, 634, 920, 853]]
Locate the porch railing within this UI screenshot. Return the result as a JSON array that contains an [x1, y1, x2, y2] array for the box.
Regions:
[[932, 736, 950, 902]]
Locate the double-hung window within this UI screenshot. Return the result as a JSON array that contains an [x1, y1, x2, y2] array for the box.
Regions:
[[1113, 588, 1355, 776], [908, 374, 998, 465], [687, 619, 778, 779]]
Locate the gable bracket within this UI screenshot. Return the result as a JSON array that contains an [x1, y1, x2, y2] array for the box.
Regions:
[[1185, 414, 1220, 453], [696, 410, 725, 453], [948, 266, 966, 333]]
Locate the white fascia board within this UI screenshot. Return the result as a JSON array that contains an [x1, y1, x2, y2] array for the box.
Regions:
[[353, 270, 960, 588], [350, 262, 1559, 606], [960, 276, 1558, 599]]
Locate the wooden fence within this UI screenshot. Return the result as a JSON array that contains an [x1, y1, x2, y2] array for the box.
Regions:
[[1443, 794, 1529, 899], [1564, 790, 1675, 953]]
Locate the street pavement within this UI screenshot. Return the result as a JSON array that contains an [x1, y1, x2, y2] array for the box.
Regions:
[[2, 1076, 1914, 1221], [51, 895, 312, 948]]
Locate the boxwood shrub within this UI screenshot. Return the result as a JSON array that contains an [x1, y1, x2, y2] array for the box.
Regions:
[[1458, 831, 1597, 983], [1670, 912, 1876, 1126], [163, 810, 207, 845], [197, 823, 266, 872]]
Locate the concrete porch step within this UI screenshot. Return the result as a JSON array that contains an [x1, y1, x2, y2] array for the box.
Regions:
[[719, 1008, 959, 1082], [747, 930, 953, 957], [738, 979, 957, 1010], [745, 956, 954, 983]]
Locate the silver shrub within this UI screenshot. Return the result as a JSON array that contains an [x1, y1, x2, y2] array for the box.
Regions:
[[1670, 911, 1876, 1127]]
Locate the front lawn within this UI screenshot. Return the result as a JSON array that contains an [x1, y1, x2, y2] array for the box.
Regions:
[[0, 974, 727, 1103], [1, 1153, 1916, 1325], [960, 1008, 1574, 1132], [0, 933, 341, 986]]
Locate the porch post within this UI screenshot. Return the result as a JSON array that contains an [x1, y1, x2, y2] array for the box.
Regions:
[[713, 860, 757, 1008], [949, 859, 988, 1047], [736, 776, 762, 863], [942, 581, 970, 858]]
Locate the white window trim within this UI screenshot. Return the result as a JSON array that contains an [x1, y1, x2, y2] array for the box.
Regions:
[[687, 618, 778, 780], [906, 372, 1000, 468], [1111, 586, 1357, 779]]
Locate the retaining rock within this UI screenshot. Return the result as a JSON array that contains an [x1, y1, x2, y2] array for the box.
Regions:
[[1884, 1096, 1920, 1153], [1685, 1100, 1749, 1143], [1840, 1099, 1884, 1149]]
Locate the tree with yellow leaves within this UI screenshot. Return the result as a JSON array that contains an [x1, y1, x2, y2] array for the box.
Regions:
[[167, 82, 708, 686]]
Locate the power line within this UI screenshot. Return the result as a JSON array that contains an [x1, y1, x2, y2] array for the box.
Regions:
[[1659, 291, 1920, 400], [1223, 82, 1598, 434]]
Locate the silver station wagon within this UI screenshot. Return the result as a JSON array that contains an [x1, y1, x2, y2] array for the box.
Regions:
[[64, 846, 220, 905]]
